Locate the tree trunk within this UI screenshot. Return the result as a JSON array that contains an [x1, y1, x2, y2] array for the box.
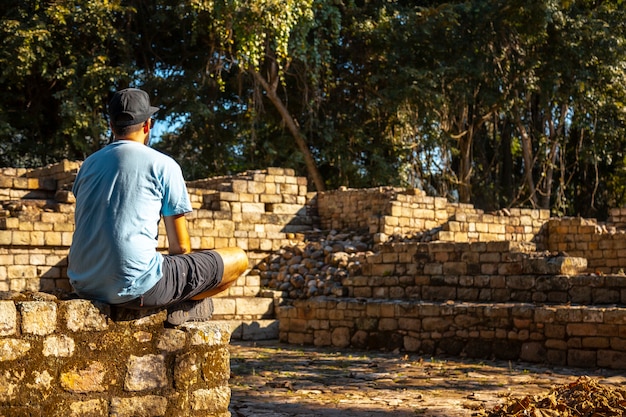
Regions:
[[251, 69, 326, 192], [514, 112, 538, 207], [501, 120, 514, 205], [539, 104, 568, 209], [458, 123, 473, 203], [540, 127, 559, 209]]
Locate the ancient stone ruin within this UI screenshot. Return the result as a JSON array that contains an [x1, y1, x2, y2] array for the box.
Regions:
[[2, 160, 626, 416]]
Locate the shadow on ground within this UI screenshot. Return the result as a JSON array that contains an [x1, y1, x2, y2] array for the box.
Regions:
[[228, 340, 626, 417]]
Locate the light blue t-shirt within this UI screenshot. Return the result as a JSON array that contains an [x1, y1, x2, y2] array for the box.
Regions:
[[68, 141, 192, 304]]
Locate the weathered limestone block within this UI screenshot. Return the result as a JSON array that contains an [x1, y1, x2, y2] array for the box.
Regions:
[[191, 386, 231, 412], [68, 399, 108, 417], [125, 354, 168, 391], [0, 338, 30, 361], [110, 395, 168, 417], [60, 361, 107, 393], [524, 255, 588, 275], [156, 328, 187, 351], [43, 334, 75, 357], [0, 301, 16, 336], [63, 299, 109, 331], [187, 321, 232, 346], [19, 301, 57, 335]]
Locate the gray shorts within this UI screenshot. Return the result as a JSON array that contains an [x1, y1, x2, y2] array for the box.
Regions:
[[118, 250, 224, 310]]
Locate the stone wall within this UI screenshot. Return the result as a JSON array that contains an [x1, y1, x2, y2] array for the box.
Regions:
[[0, 162, 316, 296], [5, 160, 626, 373], [343, 241, 609, 304], [608, 207, 626, 229], [0, 162, 314, 415], [0, 161, 556, 295], [317, 186, 550, 244], [278, 187, 626, 370], [279, 298, 626, 369], [277, 238, 626, 369], [545, 216, 626, 274], [0, 291, 232, 417]]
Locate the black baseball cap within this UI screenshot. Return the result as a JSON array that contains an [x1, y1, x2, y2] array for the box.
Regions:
[[108, 88, 159, 127]]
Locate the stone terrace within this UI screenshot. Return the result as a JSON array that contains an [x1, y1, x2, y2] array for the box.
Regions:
[[2, 159, 626, 416], [280, 189, 626, 370]]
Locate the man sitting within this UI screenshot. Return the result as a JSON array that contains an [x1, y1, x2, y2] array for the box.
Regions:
[[68, 88, 248, 325]]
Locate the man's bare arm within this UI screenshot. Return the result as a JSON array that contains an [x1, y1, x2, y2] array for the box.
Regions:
[[163, 213, 191, 255]]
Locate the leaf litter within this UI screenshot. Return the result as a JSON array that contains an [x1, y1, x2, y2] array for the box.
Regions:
[[486, 376, 626, 417]]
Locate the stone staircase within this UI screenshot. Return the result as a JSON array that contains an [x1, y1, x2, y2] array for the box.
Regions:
[[274, 235, 626, 370], [211, 291, 283, 341], [6, 159, 626, 372]]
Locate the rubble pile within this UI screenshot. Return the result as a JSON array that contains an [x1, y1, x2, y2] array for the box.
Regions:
[[254, 229, 373, 299]]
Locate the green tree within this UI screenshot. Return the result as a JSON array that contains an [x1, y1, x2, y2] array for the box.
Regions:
[[146, 0, 334, 191], [376, 0, 626, 215], [2, 0, 626, 220], [505, 0, 626, 213], [0, 0, 135, 166]]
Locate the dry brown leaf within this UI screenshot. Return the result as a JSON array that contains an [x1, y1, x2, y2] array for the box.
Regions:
[[487, 376, 626, 417]]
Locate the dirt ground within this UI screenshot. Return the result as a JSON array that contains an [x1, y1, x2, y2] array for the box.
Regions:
[[228, 340, 626, 417]]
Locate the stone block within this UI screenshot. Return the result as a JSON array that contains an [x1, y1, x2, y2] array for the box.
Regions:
[[0, 300, 17, 336], [125, 354, 168, 391], [582, 337, 610, 349], [67, 399, 108, 417], [260, 194, 282, 203], [8, 264, 37, 279], [567, 349, 597, 368], [506, 275, 535, 290], [63, 300, 109, 332], [0, 217, 19, 230], [597, 350, 626, 369], [0, 338, 31, 361], [331, 327, 351, 347], [418, 262, 438, 275], [379, 318, 398, 331], [19, 301, 57, 335], [185, 321, 232, 346], [241, 202, 265, 213], [155, 329, 186, 352], [212, 298, 236, 316], [567, 323, 598, 337], [0, 230, 11, 245], [314, 329, 332, 346], [60, 361, 107, 393], [191, 386, 231, 412], [593, 288, 620, 304], [43, 334, 75, 357], [422, 317, 452, 332], [519, 342, 547, 362], [235, 297, 274, 317], [110, 395, 168, 417], [443, 261, 466, 275]]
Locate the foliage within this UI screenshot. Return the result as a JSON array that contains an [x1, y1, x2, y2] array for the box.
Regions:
[[0, 0, 135, 166], [1, 0, 625, 218]]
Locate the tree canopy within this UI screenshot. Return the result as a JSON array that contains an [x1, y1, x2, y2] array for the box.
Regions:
[[1, 0, 625, 218]]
